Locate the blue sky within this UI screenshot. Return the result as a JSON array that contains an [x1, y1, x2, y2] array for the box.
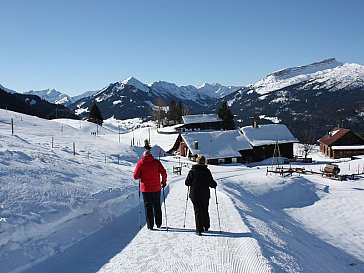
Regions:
[[1, 0, 363, 96]]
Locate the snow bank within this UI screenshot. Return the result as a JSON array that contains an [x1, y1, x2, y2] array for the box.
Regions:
[[0, 109, 139, 272]]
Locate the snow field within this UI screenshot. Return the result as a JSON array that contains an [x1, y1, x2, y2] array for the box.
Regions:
[[1, 108, 364, 273], [213, 166, 364, 272]]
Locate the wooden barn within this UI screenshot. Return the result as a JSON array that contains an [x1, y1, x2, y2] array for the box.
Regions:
[[180, 114, 223, 132], [319, 128, 364, 159], [170, 130, 253, 164], [240, 124, 298, 162]]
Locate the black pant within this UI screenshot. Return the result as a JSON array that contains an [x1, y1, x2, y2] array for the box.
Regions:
[[142, 191, 162, 229], [192, 198, 210, 232]]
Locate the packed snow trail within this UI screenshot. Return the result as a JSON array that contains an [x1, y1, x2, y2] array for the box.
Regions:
[[98, 175, 271, 273], [23, 174, 271, 273]]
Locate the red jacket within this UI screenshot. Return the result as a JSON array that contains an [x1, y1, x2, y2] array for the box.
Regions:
[[133, 154, 167, 192]]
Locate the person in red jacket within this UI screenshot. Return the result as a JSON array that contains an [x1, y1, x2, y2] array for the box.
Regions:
[[133, 150, 167, 230]]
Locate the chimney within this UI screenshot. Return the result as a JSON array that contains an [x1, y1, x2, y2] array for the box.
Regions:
[[194, 141, 199, 149], [253, 117, 259, 128]]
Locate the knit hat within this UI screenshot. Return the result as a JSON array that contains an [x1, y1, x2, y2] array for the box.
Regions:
[[196, 155, 206, 165]]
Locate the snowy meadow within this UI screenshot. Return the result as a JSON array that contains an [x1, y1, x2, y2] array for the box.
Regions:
[[1, 109, 364, 273]]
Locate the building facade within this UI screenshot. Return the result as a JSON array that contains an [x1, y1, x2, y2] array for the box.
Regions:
[[319, 128, 364, 158]]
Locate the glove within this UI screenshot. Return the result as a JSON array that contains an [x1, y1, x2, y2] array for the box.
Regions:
[[161, 182, 166, 188]]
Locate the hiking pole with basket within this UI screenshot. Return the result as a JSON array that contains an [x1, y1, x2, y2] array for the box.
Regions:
[[138, 179, 142, 229], [183, 186, 190, 228], [214, 188, 222, 234], [162, 187, 168, 231]]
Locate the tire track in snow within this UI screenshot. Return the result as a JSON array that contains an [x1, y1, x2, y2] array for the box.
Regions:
[[98, 176, 271, 273]]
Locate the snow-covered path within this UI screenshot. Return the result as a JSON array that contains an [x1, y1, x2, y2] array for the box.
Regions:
[[98, 175, 271, 273], [23, 174, 271, 273]]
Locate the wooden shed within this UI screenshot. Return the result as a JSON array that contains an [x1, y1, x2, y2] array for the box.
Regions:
[[319, 128, 364, 158]]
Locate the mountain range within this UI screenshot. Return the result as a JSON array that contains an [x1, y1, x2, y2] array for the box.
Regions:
[[24, 88, 97, 105], [67, 77, 241, 120], [1, 58, 363, 142], [221, 58, 364, 141], [0, 89, 78, 120]]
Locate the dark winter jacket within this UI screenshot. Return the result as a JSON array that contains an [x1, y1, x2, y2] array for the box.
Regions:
[[185, 164, 217, 201], [133, 154, 167, 192]]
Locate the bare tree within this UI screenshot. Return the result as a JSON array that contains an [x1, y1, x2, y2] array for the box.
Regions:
[[152, 97, 166, 127], [300, 123, 318, 158]]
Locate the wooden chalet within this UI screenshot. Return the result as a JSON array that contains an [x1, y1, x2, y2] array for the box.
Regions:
[[240, 124, 298, 162], [319, 128, 364, 159], [180, 114, 223, 132], [170, 130, 253, 164]]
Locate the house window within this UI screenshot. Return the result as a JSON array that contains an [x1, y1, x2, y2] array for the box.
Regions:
[[232, 158, 237, 163], [218, 158, 225, 164]]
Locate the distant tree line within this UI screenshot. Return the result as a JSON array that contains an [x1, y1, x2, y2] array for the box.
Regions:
[[152, 98, 236, 130], [152, 98, 189, 126]]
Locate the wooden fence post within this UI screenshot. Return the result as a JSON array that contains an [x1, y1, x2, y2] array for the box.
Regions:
[[73, 143, 76, 155], [11, 118, 14, 135]]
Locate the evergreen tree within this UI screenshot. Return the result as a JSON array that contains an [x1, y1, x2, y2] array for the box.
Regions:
[[166, 100, 189, 123], [88, 103, 103, 125], [177, 101, 183, 123], [218, 100, 235, 130], [167, 100, 178, 122]]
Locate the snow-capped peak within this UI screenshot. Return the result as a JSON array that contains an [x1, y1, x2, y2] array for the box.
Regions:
[[253, 58, 350, 95], [24, 88, 70, 104], [147, 81, 241, 100], [197, 83, 242, 98], [148, 81, 199, 100], [0, 83, 17, 94], [268, 58, 342, 80], [119, 76, 149, 92]]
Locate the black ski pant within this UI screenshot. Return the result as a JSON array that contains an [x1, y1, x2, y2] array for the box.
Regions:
[[192, 198, 210, 233], [142, 191, 162, 229]]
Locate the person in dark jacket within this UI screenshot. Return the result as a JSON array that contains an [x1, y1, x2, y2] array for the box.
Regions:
[[185, 155, 217, 236], [133, 150, 167, 230]]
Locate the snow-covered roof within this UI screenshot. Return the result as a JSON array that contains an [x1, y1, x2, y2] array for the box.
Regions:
[[157, 124, 184, 134], [320, 128, 351, 146], [182, 114, 222, 125], [240, 124, 298, 146], [181, 130, 252, 159], [332, 145, 364, 150]]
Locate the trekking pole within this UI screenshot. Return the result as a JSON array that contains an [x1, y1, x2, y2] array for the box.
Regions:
[[138, 179, 142, 229], [183, 186, 190, 228], [214, 188, 222, 234], [162, 187, 168, 231]]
